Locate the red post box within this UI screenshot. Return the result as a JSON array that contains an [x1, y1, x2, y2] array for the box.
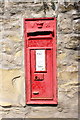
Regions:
[[24, 17, 57, 104]]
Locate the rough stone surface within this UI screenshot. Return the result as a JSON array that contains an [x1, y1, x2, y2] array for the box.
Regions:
[[0, 0, 79, 119]]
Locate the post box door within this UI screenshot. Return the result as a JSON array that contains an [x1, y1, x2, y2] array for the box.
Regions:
[[30, 49, 53, 99]]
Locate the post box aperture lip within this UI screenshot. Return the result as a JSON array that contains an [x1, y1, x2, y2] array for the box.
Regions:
[[27, 31, 54, 40], [27, 31, 53, 37]]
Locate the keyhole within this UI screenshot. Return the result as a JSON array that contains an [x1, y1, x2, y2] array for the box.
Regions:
[[35, 76, 37, 80]]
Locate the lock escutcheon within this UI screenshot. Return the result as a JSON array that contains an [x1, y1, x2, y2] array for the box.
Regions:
[[34, 74, 44, 81]]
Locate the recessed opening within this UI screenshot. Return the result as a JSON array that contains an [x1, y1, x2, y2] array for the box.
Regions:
[[27, 31, 53, 37]]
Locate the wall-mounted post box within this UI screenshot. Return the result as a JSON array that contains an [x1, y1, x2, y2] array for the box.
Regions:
[[24, 17, 57, 104]]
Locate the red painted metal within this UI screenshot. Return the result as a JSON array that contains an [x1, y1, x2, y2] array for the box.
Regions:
[[24, 17, 57, 104]]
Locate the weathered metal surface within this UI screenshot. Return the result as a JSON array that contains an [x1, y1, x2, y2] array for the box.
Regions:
[[24, 17, 57, 104]]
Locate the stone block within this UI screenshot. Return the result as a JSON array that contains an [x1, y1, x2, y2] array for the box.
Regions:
[[65, 35, 80, 50], [0, 69, 25, 106], [57, 34, 80, 50], [58, 2, 75, 13], [73, 19, 80, 33], [57, 13, 73, 33]]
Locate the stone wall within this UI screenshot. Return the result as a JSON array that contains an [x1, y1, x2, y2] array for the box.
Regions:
[[0, 0, 79, 118]]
